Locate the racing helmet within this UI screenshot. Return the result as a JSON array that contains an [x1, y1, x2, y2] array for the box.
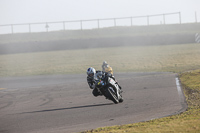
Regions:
[[103, 61, 107, 66], [87, 67, 96, 77], [96, 71, 103, 79]]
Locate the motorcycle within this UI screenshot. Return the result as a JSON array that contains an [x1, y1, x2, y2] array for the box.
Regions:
[[94, 71, 123, 104]]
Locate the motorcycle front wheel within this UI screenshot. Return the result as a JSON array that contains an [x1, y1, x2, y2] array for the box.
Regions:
[[106, 87, 119, 104]]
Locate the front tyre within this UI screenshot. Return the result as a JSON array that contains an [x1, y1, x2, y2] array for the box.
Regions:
[[119, 98, 123, 103], [106, 87, 119, 104]]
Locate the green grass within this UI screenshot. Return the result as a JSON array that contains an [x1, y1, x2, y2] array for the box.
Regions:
[[0, 43, 200, 77]]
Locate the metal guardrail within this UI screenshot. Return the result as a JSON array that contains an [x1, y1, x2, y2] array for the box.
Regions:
[[0, 12, 184, 34]]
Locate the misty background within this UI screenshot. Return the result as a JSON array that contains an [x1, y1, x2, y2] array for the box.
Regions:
[[0, 0, 200, 34]]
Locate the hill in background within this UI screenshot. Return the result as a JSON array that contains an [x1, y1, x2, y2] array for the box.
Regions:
[[0, 23, 200, 54]]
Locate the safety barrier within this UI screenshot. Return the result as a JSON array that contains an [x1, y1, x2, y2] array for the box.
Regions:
[[0, 12, 181, 34]]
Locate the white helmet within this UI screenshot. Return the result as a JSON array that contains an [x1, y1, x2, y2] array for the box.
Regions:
[[103, 61, 107, 66], [87, 67, 96, 77]]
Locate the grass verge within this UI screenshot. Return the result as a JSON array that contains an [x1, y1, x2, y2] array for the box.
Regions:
[[0, 43, 200, 77], [81, 69, 200, 133]]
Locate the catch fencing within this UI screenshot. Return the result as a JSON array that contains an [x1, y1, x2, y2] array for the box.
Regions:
[[0, 12, 198, 34]]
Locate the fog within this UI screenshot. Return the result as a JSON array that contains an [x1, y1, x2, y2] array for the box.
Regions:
[[0, 0, 200, 34], [0, 0, 200, 24]]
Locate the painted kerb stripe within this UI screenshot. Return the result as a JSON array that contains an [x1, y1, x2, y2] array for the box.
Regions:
[[195, 33, 200, 43]]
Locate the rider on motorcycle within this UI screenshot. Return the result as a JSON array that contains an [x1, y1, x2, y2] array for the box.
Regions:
[[87, 67, 121, 97], [102, 61, 113, 75]]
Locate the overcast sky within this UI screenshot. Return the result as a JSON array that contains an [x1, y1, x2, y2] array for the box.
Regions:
[[0, 0, 200, 25]]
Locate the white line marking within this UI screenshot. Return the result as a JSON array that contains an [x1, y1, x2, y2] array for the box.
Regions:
[[175, 77, 182, 97]]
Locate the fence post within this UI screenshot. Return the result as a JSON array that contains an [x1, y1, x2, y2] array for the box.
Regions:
[[45, 22, 49, 32], [80, 20, 82, 30], [11, 24, 13, 34], [97, 19, 100, 29], [163, 14, 165, 24], [179, 12, 181, 24], [114, 18, 116, 27], [29, 24, 31, 33], [195, 11, 197, 23], [63, 21, 65, 30], [130, 17, 133, 26]]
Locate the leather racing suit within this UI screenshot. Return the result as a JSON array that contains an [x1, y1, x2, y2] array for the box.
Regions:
[[87, 71, 121, 97]]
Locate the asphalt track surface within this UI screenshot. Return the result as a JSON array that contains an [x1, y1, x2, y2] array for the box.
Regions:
[[0, 72, 187, 133]]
